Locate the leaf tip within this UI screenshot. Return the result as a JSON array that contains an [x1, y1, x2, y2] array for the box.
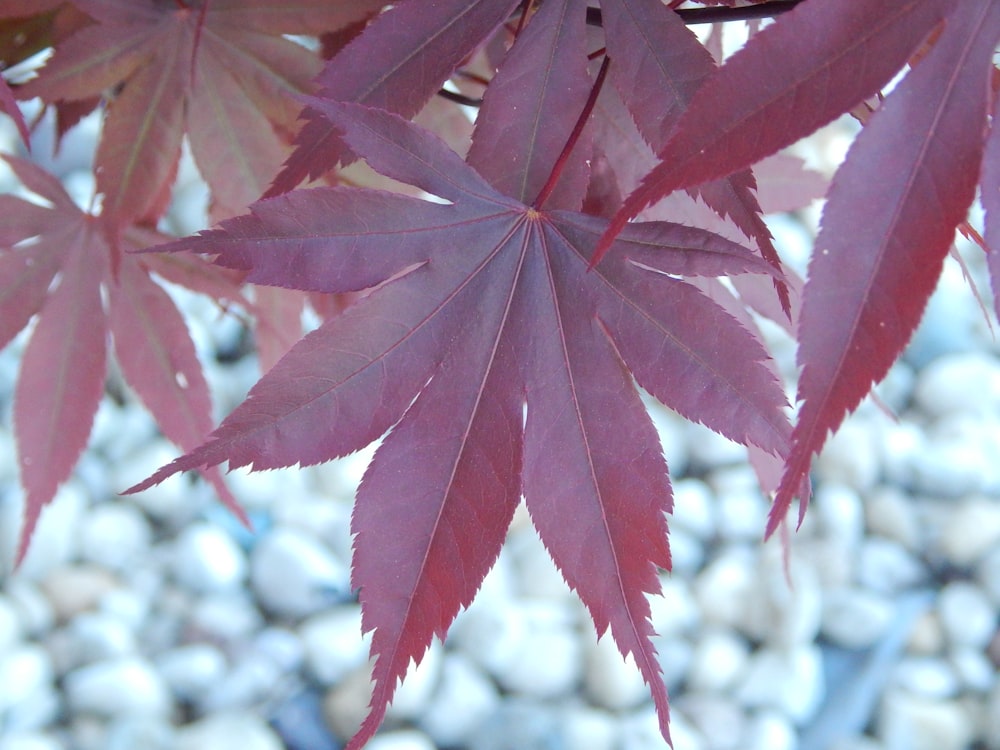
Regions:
[[13, 500, 43, 570]]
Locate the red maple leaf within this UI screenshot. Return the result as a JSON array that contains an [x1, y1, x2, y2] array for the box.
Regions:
[[129, 5, 794, 746], [0, 75, 28, 146], [16, 0, 380, 226], [267, 0, 521, 195], [591, 0, 1000, 530], [0, 156, 247, 564]]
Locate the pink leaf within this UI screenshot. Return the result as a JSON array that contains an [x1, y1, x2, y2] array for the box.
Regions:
[[268, 0, 520, 194], [467, 0, 590, 209], [13, 225, 107, 564], [984, 85, 1000, 319], [0, 75, 30, 147], [597, 0, 951, 260], [600, 0, 789, 312], [135, 100, 792, 747], [770, 0, 1000, 533]]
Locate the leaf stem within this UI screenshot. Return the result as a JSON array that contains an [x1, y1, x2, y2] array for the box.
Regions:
[[532, 54, 610, 209], [437, 89, 483, 107], [512, 0, 533, 40], [440, 1, 805, 109], [585, 0, 806, 27]]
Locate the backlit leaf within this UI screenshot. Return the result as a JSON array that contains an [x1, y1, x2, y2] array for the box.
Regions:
[[770, 0, 1000, 532]]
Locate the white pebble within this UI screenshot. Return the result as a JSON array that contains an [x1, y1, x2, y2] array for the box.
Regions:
[[367, 730, 436, 750], [8, 482, 87, 579], [892, 656, 959, 698], [877, 690, 973, 750], [494, 603, 582, 699], [99, 589, 150, 633], [0, 645, 54, 713], [166, 179, 211, 239], [250, 528, 349, 618], [856, 538, 927, 594], [814, 483, 865, 545], [451, 601, 528, 678], [687, 628, 750, 692], [804, 539, 855, 590], [937, 581, 996, 648], [119, 441, 208, 524], [3, 582, 54, 638], [821, 587, 894, 649], [64, 657, 172, 717], [715, 489, 768, 541], [223, 465, 311, 512], [913, 352, 1000, 418], [156, 644, 227, 702], [189, 592, 262, 642], [560, 707, 617, 750], [879, 421, 924, 488], [198, 654, 283, 713], [677, 694, 745, 750], [252, 627, 304, 672], [271, 494, 353, 562], [322, 664, 375, 740], [694, 546, 757, 629], [938, 498, 1000, 567], [419, 655, 499, 747], [620, 706, 701, 750], [175, 712, 283, 750], [0, 595, 24, 654], [667, 529, 705, 576], [39, 565, 120, 621], [977, 544, 1000, 606], [987, 681, 1000, 746], [300, 606, 370, 686], [743, 711, 797, 750], [906, 611, 946, 655], [104, 716, 174, 750], [3, 686, 59, 734], [0, 733, 64, 750], [949, 646, 996, 692], [584, 633, 650, 711], [911, 421, 994, 497], [706, 465, 763, 495], [654, 638, 694, 694], [78, 503, 152, 571], [172, 523, 247, 593], [746, 550, 823, 645], [650, 577, 700, 637], [507, 526, 574, 601], [0, 428, 14, 486], [687, 421, 747, 469], [815, 420, 880, 493], [89, 400, 156, 464], [671, 478, 716, 540], [864, 487, 922, 551], [735, 645, 824, 725], [648, 404, 690, 478], [386, 640, 443, 721], [874, 359, 916, 413], [66, 613, 136, 664]]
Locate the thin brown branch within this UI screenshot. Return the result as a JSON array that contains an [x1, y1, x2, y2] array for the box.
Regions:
[[586, 0, 805, 27]]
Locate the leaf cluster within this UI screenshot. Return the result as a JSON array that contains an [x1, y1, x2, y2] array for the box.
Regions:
[[2, 1, 998, 747]]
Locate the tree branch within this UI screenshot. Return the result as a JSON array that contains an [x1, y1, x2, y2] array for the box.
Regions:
[[438, 1, 805, 108], [587, 0, 805, 27]]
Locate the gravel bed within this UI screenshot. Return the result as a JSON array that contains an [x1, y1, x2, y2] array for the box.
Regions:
[[1, 111, 999, 750]]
